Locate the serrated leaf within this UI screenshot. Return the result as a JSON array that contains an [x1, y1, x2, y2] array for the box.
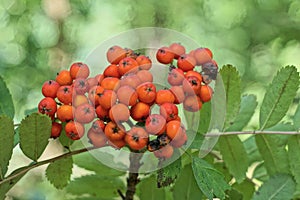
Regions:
[[244, 136, 262, 164], [226, 95, 257, 131], [19, 113, 51, 161], [219, 135, 248, 183], [252, 174, 295, 200], [46, 157, 73, 189], [137, 176, 165, 200], [59, 122, 74, 148], [0, 116, 14, 180], [260, 66, 300, 130], [232, 179, 255, 200], [73, 152, 125, 176], [157, 156, 181, 187], [66, 175, 125, 199], [255, 134, 289, 176], [220, 65, 241, 130], [288, 135, 300, 195], [192, 157, 230, 200], [172, 164, 202, 200], [294, 103, 300, 130], [0, 76, 15, 119]]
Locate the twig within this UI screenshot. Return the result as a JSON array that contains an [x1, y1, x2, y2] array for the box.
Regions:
[[118, 189, 125, 200], [0, 146, 98, 186], [205, 130, 300, 137]]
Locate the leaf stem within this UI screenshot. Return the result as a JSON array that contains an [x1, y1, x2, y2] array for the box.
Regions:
[[205, 130, 300, 137], [0, 146, 98, 186]]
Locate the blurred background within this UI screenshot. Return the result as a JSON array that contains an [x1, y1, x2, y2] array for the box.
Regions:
[[1, 0, 300, 199]]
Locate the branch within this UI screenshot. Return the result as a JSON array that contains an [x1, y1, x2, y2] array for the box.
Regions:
[[0, 146, 98, 186], [205, 130, 300, 137], [125, 152, 144, 200]]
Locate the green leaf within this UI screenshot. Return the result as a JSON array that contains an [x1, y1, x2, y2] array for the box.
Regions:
[[226, 95, 257, 131], [73, 152, 125, 176], [59, 122, 74, 148], [172, 164, 202, 200], [294, 103, 300, 130], [190, 102, 211, 149], [252, 174, 295, 200], [232, 179, 255, 200], [46, 157, 73, 189], [192, 157, 230, 200], [0, 116, 14, 180], [198, 101, 212, 134], [157, 156, 181, 187], [200, 73, 226, 157], [67, 175, 125, 199], [243, 136, 262, 164], [252, 162, 269, 182], [19, 113, 51, 161], [220, 64, 241, 130], [255, 134, 289, 175], [218, 135, 248, 183], [137, 176, 165, 200], [288, 135, 300, 195], [226, 189, 243, 200], [260, 66, 300, 130], [0, 76, 15, 119]]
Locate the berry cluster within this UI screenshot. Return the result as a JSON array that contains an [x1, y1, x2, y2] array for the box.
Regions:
[[38, 43, 217, 159]]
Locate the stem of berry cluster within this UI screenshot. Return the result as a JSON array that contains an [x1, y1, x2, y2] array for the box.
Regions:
[[122, 152, 144, 200]]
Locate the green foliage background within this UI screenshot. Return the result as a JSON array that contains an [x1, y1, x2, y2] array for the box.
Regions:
[[1, 0, 300, 199]]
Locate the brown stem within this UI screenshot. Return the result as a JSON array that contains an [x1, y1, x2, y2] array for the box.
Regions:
[[125, 152, 144, 200], [0, 146, 98, 186]]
